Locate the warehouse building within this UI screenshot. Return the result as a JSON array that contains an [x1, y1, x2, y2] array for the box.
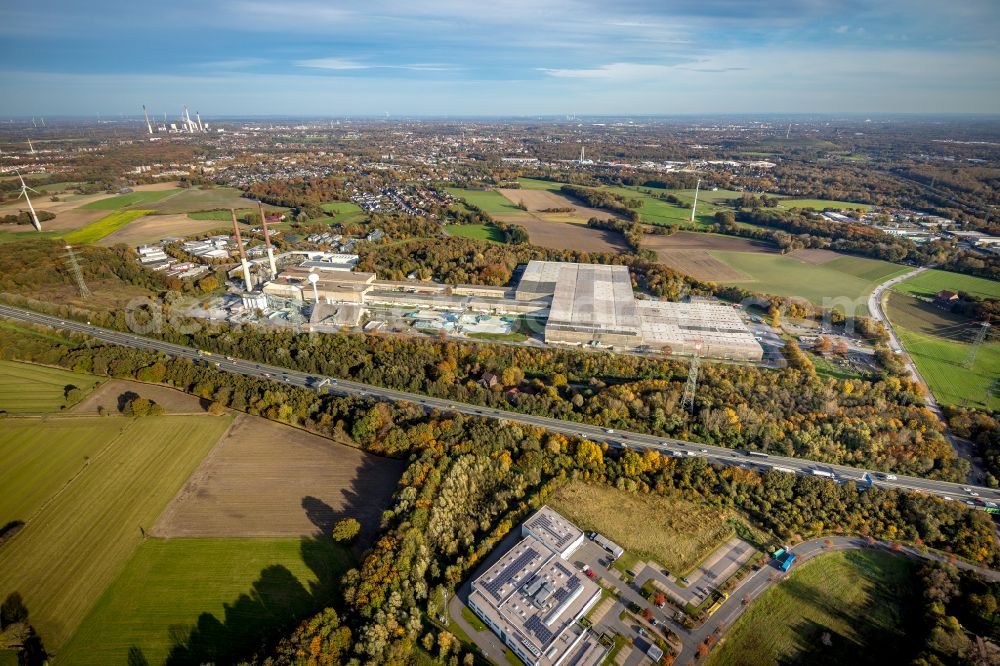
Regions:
[[517, 261, 762, 361], [467, 507, 605, 666]]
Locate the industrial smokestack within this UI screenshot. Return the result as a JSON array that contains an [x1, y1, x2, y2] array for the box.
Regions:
[[258, 203, 278, 278], [231, 209, 254, 292], [142, 105, 153, 134], [184, 105, 194, 133], [196, 111, 204, 132]]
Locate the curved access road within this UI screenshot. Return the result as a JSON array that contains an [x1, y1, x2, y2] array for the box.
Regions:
[[2, 303, 998, 504], [867, 267, 983, 480], [685, 535, 1000, 660], [868, 266, 932, 387]]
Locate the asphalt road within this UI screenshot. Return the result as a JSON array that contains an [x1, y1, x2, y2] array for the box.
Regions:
[[683, 535, 1000, 661], [3, 303, 999, 505], [868, 266, 931, 393], [867, 267, 985, 481]]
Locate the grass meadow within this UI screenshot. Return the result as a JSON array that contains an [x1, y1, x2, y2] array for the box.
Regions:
[[892, 268, 1000, 301], [549, 481, 745, 575], [776, 198, 872, 211], [0, 418, 128, 527], [712, 252, 907, 312], [80, 189, 179, 210], [319, 201, 366, 224], [707, 550, 917, 666], [444, 223, 505, 243], [0, 360, 103, 414], [59, 537, 353, 666], [885, 292, 998, 410], [446, 187, 527, 216], [0, 415, 232, 650]]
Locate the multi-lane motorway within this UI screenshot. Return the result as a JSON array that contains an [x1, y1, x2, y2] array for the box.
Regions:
[[3, 303, 999, 505]]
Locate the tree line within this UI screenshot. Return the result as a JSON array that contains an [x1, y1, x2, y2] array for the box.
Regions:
[[1, 322, 996, 665]]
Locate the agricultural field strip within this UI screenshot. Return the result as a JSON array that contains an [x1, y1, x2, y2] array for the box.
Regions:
[[2, 304, 997, 501], [2, 416, 133, 527], [0, 359, 103, 413], [0, 414, 233, 649]]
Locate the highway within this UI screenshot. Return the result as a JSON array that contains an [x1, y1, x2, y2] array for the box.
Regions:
[[3, 303, 1000, 505]]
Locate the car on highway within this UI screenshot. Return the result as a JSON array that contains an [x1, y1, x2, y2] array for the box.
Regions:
[[700, 448, 708, 453], [605, 429, 615, 434]]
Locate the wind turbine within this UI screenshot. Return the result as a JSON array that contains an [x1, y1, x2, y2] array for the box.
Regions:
[[15, 171, 42, 232]]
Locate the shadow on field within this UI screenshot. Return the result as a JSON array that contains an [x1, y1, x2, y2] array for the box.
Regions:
[[163, 464, 390, 665], [163, 534, 350, 666]]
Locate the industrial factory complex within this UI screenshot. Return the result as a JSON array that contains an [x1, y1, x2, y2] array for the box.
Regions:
[[466, 507, 605, 666], [252, 258, 763, 361], [184, 209, 764, 361]]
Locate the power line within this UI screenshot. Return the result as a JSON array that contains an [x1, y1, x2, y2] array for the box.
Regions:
[[682, 343, 702, 413], [963, 322, 991, 369], [64, 245, 91, 298]]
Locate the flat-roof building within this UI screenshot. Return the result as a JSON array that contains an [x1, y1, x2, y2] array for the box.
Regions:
[[467, 507, 604, 666], [518, 261, 762, 361]]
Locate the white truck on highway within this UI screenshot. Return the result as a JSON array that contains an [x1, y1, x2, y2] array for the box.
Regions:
[[811, 469, 836, 479]]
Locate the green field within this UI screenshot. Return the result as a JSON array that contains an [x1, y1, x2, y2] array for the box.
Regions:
[[776, 198, 872, 211], [0, 360, 103, 414], [0, 415, 231, 650], [60, 536, 353, 666], [444, 223, 505, 243], [608, 185, 742, 229], [707, 550, 918, 666], [80, 189, 179, 210], [713, 252, 908, 312], [885, 292, 998, 410], [61, 209, 151, 243], [549, 481, 751, 574], [516, 178, 563, 191], [79, 186, 260, 216], [446, 187, 525, 216], [319, 201, 366, 224], [34, 181, 82, 194], [892, 268, 1000, 301], [0, 418, 128, 527]]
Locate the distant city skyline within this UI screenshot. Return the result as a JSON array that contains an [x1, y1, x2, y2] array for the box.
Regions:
[[1, 0, 999, 116]]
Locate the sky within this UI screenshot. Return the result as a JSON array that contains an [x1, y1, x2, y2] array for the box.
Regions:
[[1, 0, 999, 117]]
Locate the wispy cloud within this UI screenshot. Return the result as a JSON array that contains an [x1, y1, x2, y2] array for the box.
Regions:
[[538, 62, 683, 79], [295, 58, 456, 72], [195, 58, 269, 70]]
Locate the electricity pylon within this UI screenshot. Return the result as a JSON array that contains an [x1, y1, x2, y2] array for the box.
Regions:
[[963, 322, 990, 369], [65, 244, 91, 298], [682, 342, 703, 413]]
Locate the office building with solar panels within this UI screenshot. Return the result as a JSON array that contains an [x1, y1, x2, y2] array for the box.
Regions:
[[467, 507, 606, 666]]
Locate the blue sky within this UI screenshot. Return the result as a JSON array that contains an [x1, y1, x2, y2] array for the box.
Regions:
[[1, 0, 998, 116]]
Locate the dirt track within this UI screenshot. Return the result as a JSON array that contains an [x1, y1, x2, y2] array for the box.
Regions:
[[151, 414, 405, 543]]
